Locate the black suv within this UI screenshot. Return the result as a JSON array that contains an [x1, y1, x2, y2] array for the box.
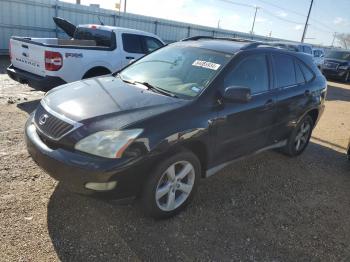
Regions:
[[25, 37, 327, 218], [321, 50, 350, 82]]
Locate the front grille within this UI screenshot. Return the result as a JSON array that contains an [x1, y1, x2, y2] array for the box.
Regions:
[[34, 104, 74, 140], [324, 62, 339, 70]]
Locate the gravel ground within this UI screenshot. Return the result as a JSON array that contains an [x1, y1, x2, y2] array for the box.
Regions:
[[0, 56, 349, 262]]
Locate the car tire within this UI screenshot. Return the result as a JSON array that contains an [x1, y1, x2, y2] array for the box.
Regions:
[[140, 149, 200, 219], [282, 115, 314, 157], [344, 71, 349, 83]]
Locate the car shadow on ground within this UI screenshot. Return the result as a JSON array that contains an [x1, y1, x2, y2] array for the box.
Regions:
[[46, 142, 350, 261], [326, 82, 350, 102], [17, 99, 40, 114]]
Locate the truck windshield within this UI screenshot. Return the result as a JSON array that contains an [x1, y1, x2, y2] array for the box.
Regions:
[[326, 51, 350, 61], [73, 27, 113, 47], [119, 44, 232, 98]]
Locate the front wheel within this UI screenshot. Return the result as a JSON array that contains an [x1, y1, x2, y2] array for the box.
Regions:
[[282, 115, 314, 157], [141, 149, 200, 219], [344, 71, 349, 83]]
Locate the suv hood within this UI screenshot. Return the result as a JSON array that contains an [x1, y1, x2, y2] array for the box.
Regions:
[[324, 58, 350, 65], [42, 76, 187, 127]]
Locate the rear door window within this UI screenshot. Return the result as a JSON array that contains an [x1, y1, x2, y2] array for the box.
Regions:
[[122, 34, 143, 53], [224, 53, 269, 95], [143, 37, 163, 53], [272, 53, 296, 88]]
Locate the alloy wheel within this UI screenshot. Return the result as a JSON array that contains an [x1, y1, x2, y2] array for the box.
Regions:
[[155, 161, 195, 211], [295, 121, 311, 152]]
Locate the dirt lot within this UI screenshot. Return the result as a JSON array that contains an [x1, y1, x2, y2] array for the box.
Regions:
[[0, 56, 349, 262]]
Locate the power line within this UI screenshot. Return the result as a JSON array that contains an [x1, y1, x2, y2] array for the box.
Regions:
[[254, 0, 339, 32], [261, 9, 304, 24]]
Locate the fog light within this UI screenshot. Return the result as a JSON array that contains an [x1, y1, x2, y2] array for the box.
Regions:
[[85, 181, 117, 191]]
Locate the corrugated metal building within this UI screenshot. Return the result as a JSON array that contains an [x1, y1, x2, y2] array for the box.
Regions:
[[0, 0, 293, 55]]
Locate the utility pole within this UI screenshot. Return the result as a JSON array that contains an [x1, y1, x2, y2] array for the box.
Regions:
[[250, 6, 259, 35], [124, 0, 127, 12], [76, 0, 80, 4], [331, 32, 337, 46], [217, 19, 221, 29], [301, 0, 314, 43]]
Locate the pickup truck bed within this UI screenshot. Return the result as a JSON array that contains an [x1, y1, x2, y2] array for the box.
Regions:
[[7, 18, 164, 90]]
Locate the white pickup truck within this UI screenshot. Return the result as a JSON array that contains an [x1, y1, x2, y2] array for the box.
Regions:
[[7, 17, 164, 90]]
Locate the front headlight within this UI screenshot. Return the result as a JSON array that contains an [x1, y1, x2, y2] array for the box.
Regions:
[[75, 129, 143, 158], [339, 65, 349, 70]]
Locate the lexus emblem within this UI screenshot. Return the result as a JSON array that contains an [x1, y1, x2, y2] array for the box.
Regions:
[[39, 114, 49, 125]]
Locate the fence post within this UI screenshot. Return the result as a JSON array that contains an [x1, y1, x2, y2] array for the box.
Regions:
[[54, 1, 58, 38], [187, 26, 191, 37], [154, 21, 158, 35]]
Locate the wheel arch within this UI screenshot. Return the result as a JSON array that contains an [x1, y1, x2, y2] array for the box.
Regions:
[[181, 140, 208, 177], [82, 66, 112, 79], [306, 108, 319, 127]]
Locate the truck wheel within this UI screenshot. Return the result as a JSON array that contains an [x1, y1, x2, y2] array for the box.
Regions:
[[141, 149, 200, 219], [282, 115, 313, 157]]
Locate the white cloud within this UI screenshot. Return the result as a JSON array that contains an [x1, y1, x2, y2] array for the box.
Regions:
[[276, 11, 287, 17], [294, 25, 303, 30], [256, 17, 267, 23], [333, 17, 348, 26]]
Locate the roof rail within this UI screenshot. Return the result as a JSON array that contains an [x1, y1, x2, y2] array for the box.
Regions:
[[240, 42, 272, 50], [180, 35, 275, 50], [181, 35, 256, 43]]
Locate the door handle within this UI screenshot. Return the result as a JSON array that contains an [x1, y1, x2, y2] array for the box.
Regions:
[[304, 90, 311, 96], [264, 99, 275, 107], [126, 56, 135, 59]]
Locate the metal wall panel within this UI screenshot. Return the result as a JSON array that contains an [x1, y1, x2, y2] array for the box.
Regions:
[[0, 0, 295, 54]]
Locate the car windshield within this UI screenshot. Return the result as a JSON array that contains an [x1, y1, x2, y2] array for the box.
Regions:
[[326, 51, 350, 61], [119, 44, 232, 98]]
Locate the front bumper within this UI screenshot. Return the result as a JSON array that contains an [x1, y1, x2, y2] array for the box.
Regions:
[[321, 68, 348, 79], [7, 64, 66, 90], [25, 120, 153, 198]]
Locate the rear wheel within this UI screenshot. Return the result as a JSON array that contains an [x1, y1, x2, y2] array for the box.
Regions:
[[141, 150, 200, 219], [282, 115, 313, 157]]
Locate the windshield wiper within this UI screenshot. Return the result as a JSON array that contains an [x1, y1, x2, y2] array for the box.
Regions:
[[134, 81, 178, 98], [116, 73, 134, 85], [117, 74, 177, 98]]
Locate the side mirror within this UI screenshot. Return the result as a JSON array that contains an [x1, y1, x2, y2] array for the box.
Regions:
[[320, 54, 324, 58], [222, 86, 252, 103]]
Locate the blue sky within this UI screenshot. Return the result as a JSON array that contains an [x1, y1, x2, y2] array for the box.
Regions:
[[63, 0, 350, 46]]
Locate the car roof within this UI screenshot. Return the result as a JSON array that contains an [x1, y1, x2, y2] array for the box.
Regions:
[[271, 41, 312, 47], [173, 38, 259, 54]]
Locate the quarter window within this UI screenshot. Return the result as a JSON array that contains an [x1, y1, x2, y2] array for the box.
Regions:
[[224, 54, 269, 94], [272, 53, 296, 88], [294, 60, 305, 84], [298, 61, 314, 82]]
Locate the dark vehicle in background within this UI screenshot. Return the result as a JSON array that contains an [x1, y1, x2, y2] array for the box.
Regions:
[[321, 50, 350, 82], [347, 138, 350, 160], [270, 42, 314, 56], [25, 37, 327, 218]]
